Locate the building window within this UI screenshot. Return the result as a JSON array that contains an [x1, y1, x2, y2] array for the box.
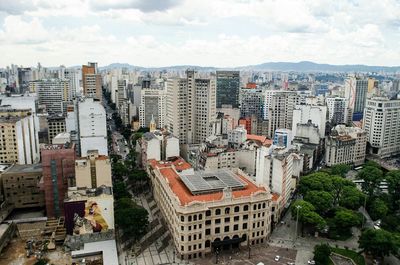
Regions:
[[215, 209, 221, 215], [234, 216, 239, 222], [224, 226, 229, 232], [224, 217, 230, 223], [215, 219, 221, 224], [244, 205, 249, 211], [199, 214, 203, 220], [206, 229, 211, 235], [181, 236, 184, 241], [243, 214, 248, 220], [206, 220, 211, 225], [253, 204, 257, 210], [181, 216, 184, 222], [225, 207, 230, 214], [206, 210, 211, 217], [243, 223, 248, 229], [215, 227, 220, 234], [234, 206, 240, 212], [188, 216, 192, 222]]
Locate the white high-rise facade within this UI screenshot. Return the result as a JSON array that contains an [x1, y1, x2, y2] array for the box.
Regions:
[[292, 104, 327, 139], [32, 79, 72, 114], [363, 97, 400, 158], [267, 91, 299, 138], [326, 97, 348, 124], [78, 98, 108, 156], [166, 70, 216, 145], [139, 88, 166, 129]]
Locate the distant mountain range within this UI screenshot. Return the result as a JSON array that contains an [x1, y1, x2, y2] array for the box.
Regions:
[[99, 61, 400, 73]]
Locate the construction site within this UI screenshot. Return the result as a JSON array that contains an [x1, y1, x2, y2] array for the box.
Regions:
[[0, 217, 72, 265]]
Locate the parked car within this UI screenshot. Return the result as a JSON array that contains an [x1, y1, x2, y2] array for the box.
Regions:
[[274, 255, 281, 261], [308, 260, 315, 265]]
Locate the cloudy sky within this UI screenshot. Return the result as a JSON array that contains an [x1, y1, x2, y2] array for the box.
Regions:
[[0, 0, 399, 67]]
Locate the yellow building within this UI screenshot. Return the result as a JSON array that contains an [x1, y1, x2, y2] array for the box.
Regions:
[[75, 150, 112, 189]]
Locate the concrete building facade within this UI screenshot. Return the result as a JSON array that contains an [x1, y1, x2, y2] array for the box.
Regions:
[[75, 150, 112, 189], [33, 79, 71, 114]]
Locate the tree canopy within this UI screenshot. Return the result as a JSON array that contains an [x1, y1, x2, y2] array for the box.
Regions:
[[330, 164, 352, 177], [358, 228, 399, 258], [357, 165, 384, 197], [314, 244, 331, 265]]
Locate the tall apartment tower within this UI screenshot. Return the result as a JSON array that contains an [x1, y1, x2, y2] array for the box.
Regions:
[[344, 77, 368, 121], [166, 70, 216, 145], [267, 91, 299, 138], [0, 107, 40, 164], [216, 71, 240, 109], [82, 62, 102, 101], [139, 88, 166, 129], [239, 88, 264, 120], [32, 79, 71, 114], [41, 143, 76, 218], [363, 97, 400, 158], [78, 98, 108, 156], [326, 97, 349, 124]]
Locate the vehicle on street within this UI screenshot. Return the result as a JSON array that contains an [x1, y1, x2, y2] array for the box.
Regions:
[[274, 255, 280, 261], [308, 260, 315, 265]]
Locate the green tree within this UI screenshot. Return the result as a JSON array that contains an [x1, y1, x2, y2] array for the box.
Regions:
[[369, 198, 389, 221], [304, 191, 334, 215], [298, 172, 333, 195], [113, 181, 131, 200], [359, 228, 398, 259], [291, 200, 326, 230], [330, 176, 355, 206], [314, 244, 331, 265], [128, 169, 148, 182], [332, 208, 361, 234], [117, 197, 135, 209], [113, 161, 128, 178], [115, 207, 149, 240], [330, 164, 352, 177], [385, 170, 400, 211], [357, 166, 384, 197], [339, 186, 365, 210]]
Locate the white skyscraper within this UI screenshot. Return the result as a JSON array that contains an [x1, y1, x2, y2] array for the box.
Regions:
[[363, 97, 400, 158], [78, 98, 108, 156], [326, 97, 349, 124], [292, 104, 327, 139], [166, 70, 216, 145], [139, 88, 166, 129]]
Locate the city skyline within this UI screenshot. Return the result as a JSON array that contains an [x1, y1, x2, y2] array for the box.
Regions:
[[1, 0, 400, 67]]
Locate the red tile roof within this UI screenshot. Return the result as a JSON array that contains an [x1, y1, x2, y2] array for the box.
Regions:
[[246, 134, 272, 146], [150, 158, 266, 206]]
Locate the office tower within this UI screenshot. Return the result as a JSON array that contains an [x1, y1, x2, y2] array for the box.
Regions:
[[392, 79, 400, 92], [110, 76, 118, 103], [267, 91, 299, 138], [239, 88, 264, 120], [0, 107, 40, 164], [139, 88, 166, 129], [82, 62, 102, 101], [292, 104, 327, 139], [47, 115, 66, 144], [216, 71, 240, 108], [166, 70, 216, 144], [363, 97, 400, 158], [78, 98, 108, 156], [117, 80, 130, 126], [326, 97, 349, 124], [344, 77, 368, 120], [17, 67, 32, 93], [41, 142, 76, 218], [64, 68, 80, 98], [2, 164, 44, 209], [32, 79, 71, 114], [75, 150, 112, 189], [149, 158, 271, 260], [325, 125, 367, 166]]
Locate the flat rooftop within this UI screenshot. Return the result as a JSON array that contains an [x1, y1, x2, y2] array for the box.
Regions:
[[71, 239, 118, 265], [3, 163, 42, 174], [150, 158, 266, 206], [180, 170, 246, 195]]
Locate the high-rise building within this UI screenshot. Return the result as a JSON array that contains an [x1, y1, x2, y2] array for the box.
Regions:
[[75, 150, 112, 189], [82, 62, 102, 101], [0, 107, 40, 164], [32, 79, 72, 114], [273, 129, 293, 149], [392, 79, 400, 92], [363, 97, 400, 158], [267, 91, 299, 138], [344, 77, 368, 121], [326, 97, 349, 124], [216, 71, 240, 109], [78, 98, 108, 156], [139, 88, 166, 129], [325, 125, 367, 166], [292, 104, 327, 139], [64, 68, 80, 98], [41, 142, 76, 218], [239, 88, 264, 120], [166, 70, 216, 144]]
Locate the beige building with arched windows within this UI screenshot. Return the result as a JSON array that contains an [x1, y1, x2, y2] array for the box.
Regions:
[[147, 157, 272, 261]]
